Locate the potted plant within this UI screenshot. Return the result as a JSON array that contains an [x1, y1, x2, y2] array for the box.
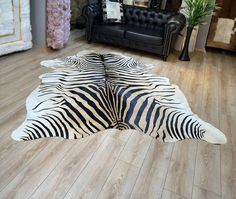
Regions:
[[179, 0, 219, 61]]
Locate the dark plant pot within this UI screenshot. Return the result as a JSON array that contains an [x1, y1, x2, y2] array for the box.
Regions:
[[179, 26, 194, 61]]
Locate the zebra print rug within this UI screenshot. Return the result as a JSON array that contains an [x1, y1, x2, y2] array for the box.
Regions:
[[12, 52, 227, 144]]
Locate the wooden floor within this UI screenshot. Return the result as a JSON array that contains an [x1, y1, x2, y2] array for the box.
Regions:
[[0, 29, 235, 199]]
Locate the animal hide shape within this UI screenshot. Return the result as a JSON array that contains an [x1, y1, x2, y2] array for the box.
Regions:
[[11, 52, 227, 144]]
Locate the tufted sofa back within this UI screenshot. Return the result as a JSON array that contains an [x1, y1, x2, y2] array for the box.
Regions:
[[124, 6, 173, 30]]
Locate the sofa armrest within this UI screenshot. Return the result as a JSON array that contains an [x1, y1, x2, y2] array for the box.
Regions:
[[82, 3, 101, 42], [166, 13, 186, 33], [163, 13, 186, 57], [83, 3, 101, 19]]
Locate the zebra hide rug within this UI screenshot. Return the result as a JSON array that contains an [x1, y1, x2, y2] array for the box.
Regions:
[[11, 52, 227, 144]]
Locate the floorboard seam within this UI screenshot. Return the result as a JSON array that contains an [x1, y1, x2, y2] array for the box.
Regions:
[[95, 132, 133, 199], [61, 134, 109, 199]]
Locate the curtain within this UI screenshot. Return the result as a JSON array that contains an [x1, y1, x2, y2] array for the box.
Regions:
[[47, 0, 71, 49]]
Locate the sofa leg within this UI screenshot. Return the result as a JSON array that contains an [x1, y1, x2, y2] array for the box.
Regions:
[[163, 56, 167, 61], [86, 35, 92, 44]]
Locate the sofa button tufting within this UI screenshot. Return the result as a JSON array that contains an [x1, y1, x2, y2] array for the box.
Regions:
[[84, 3, 186, 59]]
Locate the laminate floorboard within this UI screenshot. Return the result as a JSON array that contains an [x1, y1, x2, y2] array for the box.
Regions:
[[0, 29, 235, 199]]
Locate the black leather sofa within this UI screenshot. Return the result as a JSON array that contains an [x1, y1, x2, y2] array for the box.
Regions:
[[83, 3, 186, 61]]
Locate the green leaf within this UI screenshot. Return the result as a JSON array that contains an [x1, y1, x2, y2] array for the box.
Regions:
[[182, 0, 219, 27]]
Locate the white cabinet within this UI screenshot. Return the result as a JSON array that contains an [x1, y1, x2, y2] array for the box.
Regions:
[[0, 0, 32, 56]]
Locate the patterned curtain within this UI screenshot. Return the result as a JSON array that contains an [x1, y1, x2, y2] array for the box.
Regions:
[[47, 0, 71, 49]]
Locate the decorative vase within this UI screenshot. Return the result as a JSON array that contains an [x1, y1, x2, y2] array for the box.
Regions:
[[179, 26, 194, 61]]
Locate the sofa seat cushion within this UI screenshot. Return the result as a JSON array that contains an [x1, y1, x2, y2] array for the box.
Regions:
[[125, 26, 164, 45], [94, 24, 126, 37]]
